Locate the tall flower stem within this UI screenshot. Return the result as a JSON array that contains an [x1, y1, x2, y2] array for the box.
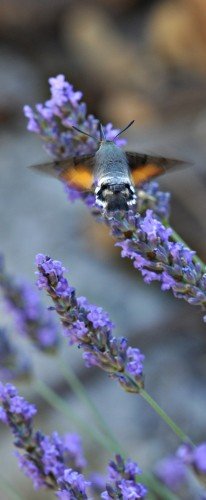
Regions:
[[124, 372, 192, 443], [140, 388, 189, 443]]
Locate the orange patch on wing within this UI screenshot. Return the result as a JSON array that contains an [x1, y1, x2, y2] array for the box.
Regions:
[[60, 167, 93, 190], [131, 164, 165, 185]]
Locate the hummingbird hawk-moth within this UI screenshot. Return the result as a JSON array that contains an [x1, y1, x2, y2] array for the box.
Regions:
[[31, 120, 186, 212]]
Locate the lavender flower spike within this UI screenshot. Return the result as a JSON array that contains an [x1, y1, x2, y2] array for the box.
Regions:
[[0, 382, 89, 493], [35, 253, 145, 393], [0, 383, 147, 498], [56, 470, 92, 500], [101, 454, 148, 499], [24, 74, 126, 160], [113, 209, 206, 321]]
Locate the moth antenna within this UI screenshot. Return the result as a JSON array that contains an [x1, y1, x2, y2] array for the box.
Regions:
[[72, 125, 95, 140], [98, 122, 105, 141], [113, 120, 135, 140]]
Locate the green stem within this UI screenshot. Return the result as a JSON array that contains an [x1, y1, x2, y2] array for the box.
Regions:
[[140, 388, 189, 442], [124, 374, 192, 443], [59, 362, 123, 454]]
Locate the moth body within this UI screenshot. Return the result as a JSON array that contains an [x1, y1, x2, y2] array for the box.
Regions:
[[94, 140, 137, 211]]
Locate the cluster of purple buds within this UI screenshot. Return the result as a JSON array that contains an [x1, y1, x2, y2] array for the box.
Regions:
[[35, 253, 145, 393], [23, 74, 126, 159], [101, 454, 148, 499], [107, 209, 206, 321], [0, 256, 60, 352], [56, 470, 92, 499], [0, 382, 88, 492], [0, 383, 147, 498]]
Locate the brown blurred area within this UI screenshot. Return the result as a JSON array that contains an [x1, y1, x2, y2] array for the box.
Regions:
[[1, 1, 206, 499]]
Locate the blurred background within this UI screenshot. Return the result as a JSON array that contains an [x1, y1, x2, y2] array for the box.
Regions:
[[1, 0, 206, 498]]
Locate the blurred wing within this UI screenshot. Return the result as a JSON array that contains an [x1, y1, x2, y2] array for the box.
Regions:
[[30, 154, 95, 190], [126, 152, 188, 186]]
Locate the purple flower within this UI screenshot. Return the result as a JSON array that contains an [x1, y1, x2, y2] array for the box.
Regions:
[[39, 432, 64, 477], [0, 382, 90, 493], [161, 272, 176, 290], [102, 455, 147, 499], [64, 320, 89, 345], [126, 348, 145, 377], [136, 181, 171, 220], [36, 254, 145, 393], [119, 479, 147, 499], [0, 382, 36, 439], [141, 210, 172, 242], [124, 458, 142, 478], [24, 74, 126, 161], [16, 452, 46, 490], [57, 469, 91, 499], [116, 209, 206, 321], [23, 105, 41, 132], [82, 351, 100, 368], [87, 305, 114, 330], [48, 75, 83, 108], [0, 384, 148, 498]]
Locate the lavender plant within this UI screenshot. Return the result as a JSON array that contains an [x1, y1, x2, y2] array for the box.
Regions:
[[0, 74, 205, 499], [0, 382, 147, 498], [35, 253, 145, 393], [24, 75, 206, 321]]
